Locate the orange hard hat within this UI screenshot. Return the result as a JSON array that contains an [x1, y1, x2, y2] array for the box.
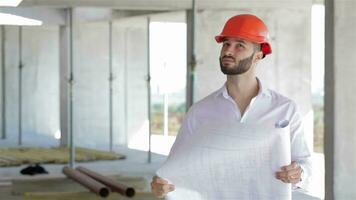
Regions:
[[215, 14, 272, 56]]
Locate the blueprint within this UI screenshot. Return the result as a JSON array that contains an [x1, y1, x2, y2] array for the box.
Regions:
[[156, 122, 292, 200]]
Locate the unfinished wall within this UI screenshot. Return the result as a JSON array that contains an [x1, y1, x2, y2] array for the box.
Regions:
[[22, 26, 60, 143], [3, 26, 19, 143], [1, 25, 59, 146], [65, 14, 149, 151], [0, 10, 151, 151], [72, 21, 110, 150], [113, 16, 149, 151]]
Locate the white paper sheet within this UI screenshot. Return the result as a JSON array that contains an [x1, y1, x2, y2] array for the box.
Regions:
[[157, 122, 291, 200]]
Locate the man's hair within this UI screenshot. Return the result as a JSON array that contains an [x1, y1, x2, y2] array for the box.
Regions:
[[253, 43, 265, 59]]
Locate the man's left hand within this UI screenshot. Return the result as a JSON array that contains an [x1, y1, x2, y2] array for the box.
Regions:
[[275, 161, 303, 184]]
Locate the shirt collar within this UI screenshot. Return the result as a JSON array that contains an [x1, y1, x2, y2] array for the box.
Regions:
[[215, 77, 271, 99]]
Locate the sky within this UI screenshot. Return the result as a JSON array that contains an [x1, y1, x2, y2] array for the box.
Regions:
[[311, 4, 325, 96], [149, 22, 187, 95]]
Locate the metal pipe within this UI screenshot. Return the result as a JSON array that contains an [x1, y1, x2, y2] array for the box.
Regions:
[[1, 25, 6, 140], [186, 0, 197, 110], [192, 0, 197, 59], [18, 26, 23, 146], [123, 29, 128, 148], [325, 0, 334, 199], [147, 16, 152, 163], [108, 21, 114, 152], [68, 8, 75, 168], [62, 166, 110, 197], [191, 0, 197, 105], [77, 166, 135, 197]]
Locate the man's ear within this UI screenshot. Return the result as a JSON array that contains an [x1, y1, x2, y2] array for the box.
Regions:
[[254, 51, 264, 61]]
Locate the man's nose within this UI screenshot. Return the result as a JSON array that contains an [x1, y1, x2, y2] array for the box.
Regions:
[[223, 50, 233, 57], [223, 46, 234, 56]]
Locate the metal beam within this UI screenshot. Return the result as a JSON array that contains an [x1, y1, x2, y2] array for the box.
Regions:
[[108, 20, 114, 152], [68, 8, 75, 168], [1, 26, 6, 140], [186, 0, 197, 110], [18, 26, 23, 146], [59, 25, 69, 146], [123, 29, 128, 148], [147, 16, 152, 163]]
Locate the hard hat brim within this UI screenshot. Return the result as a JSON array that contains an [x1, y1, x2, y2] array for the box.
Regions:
[[215, 35, 272, 56]]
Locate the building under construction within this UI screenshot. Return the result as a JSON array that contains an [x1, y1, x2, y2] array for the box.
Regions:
[[0, 0, 354, 200]]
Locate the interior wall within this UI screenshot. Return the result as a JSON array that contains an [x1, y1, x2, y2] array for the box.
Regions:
[[72, 21, 110, 150], [22, 26, 60, 142], [0, 10, 152, 151], [113, 16, 149, 151], [1, 25, 59, 146], [65, 13, 150, 150], [3, 26, 19, 143]]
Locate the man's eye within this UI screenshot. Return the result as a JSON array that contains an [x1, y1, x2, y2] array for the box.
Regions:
[[236, 43, 244, 48]]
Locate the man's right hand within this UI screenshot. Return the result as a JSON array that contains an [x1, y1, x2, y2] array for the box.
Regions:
[[151, 175, 175, 198]]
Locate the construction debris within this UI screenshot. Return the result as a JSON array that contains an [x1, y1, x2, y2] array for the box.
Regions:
[[0, 147, 126, 167]]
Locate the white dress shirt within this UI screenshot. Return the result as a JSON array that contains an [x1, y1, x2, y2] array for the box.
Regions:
[[169, 78, 312, 191]]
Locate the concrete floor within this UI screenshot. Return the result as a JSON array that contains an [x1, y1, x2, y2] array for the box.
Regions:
[[0, 146, 322, 200]]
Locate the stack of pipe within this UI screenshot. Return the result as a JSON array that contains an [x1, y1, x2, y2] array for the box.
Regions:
[[62, 166, 135, 198]]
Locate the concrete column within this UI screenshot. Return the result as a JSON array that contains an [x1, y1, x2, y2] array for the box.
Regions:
[[325, 0, 356, 199]]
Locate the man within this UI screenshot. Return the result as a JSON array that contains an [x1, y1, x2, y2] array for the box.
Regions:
[[151, 14, 312, 198]]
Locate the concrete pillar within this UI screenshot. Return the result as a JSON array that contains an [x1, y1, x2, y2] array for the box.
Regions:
[[325, 0, 356, 199]]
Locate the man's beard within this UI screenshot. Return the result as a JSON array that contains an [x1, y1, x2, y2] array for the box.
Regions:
[[219, 53, 254, 75]]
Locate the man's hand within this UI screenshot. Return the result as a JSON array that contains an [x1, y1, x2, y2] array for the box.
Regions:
[[275, 161, 303, 184], [151, 175, 175, 198]]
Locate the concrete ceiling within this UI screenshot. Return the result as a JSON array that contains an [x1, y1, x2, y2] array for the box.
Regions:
[[19, 0, 315, 10], [19, 0, 193, 9]]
